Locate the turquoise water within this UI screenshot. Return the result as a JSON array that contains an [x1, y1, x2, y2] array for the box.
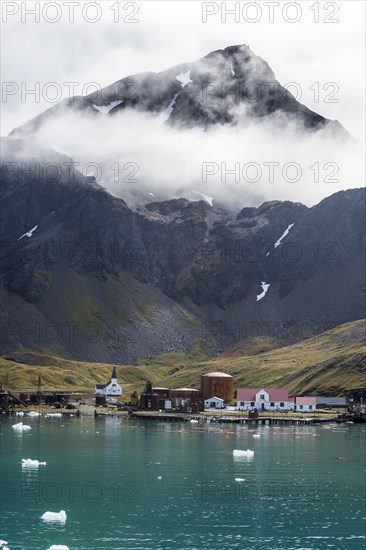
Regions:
[[1, 415, 365, 550]]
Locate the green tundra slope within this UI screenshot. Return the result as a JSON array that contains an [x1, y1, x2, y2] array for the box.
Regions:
[[1, 320, 365, 397]]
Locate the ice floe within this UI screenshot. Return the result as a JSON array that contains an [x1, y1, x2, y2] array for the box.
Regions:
[[41, 510, 67, 523], [16, 411, 24, 416], [93, 100, 123, 113], [22, 458, 46, 468], [233, 449, 254, 457], [253, 434, 261, 438], [18, 225, 38, 240], [45, 413, 62, 418], [256, 282, 270, 301], [190, 419, 199, 423], [175, 71, 192, 88], [12, 422, 31, 431], [161, 93, 180, 122], [27, 411, 41, 417], [47, 546, 70, 550]]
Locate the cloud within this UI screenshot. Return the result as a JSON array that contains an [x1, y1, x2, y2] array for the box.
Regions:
[[19, 103, 364, 209]]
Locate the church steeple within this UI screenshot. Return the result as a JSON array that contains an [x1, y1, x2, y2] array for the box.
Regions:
[[111, 367, 117, 380]]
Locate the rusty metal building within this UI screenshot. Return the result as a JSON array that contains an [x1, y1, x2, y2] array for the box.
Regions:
[[200, 372, 234, 402]]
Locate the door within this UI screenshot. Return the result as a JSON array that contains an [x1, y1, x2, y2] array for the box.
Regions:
[[261, 403, 265, 411]]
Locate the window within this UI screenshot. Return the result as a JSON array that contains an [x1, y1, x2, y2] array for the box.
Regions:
[[260, 394, 265, 399], [240, 402, 245, 406], [250, 402, 255, 406], [300, 405, 303, 410], [309, 405, 313, 410], [280, 402, 284, 407], [270, 402, 274, 407]]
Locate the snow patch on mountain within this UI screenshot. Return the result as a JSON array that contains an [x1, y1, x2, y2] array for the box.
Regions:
[[18, 225, 38, 241], [266, 223, 295, 256], [230, 63, 235, 77], [93, 100, 123, 114], [257, 282, 270, 301], [275, 223, 295, 248], [176, 71, 192, 88], [161, 93, 180, 122]]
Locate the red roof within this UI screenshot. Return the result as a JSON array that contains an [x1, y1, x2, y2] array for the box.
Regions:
[[237, 388, 290, 401]]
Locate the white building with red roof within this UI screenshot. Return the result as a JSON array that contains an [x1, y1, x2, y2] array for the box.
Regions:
[[236, 387, 295, 411], [295, 396, 317, 412]]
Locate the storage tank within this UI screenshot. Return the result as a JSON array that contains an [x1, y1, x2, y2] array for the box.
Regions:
[[200, 372, 234, 402], [152, 387, 170, 399], [169, 388, 201, 401]]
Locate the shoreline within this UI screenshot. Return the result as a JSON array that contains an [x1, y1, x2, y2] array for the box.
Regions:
[[3, 405, 364, 424]]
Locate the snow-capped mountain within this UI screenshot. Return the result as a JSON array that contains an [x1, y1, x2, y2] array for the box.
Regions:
[[9, 45, 348, 137]]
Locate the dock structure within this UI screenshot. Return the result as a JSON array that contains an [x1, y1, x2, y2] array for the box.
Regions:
[[129, 412, 339, 425]]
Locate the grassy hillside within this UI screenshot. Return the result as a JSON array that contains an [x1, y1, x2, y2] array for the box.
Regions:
[[1, 320, 365, 396]]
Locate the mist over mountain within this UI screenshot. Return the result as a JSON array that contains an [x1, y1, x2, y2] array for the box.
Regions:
[[1, 45, 364, 363], [7, 45, 363, 209]]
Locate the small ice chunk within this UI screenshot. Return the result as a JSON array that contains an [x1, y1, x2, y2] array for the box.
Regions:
[[41, 510, 67, 523], [161, 93, 180, 123], [27, 411, 41, 417], [45, 413, 62, 418], [190, 419, 199, 423], [0, 542, 8, 546], [93, 100, 123, 113], [12, 422, 31, 431], [192, 191, 213, 206], [158, 476, 162, 480], [233, 449, 254, 457], [253, 434, 261, 438], [235, 478, 245, 482], [47, 546, 70, 550], [256, 282, 270, 301], [22, 458, 46, 468], [18, 225, 38, 240], [175, 70, 192, 88], [16, 411, 24, 416]]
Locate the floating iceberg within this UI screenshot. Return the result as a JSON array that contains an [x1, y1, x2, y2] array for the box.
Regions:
[[190, 419, 199, 423], [16, 411, 24, 416], [12, 422, 31, 431], [22, 458, 46, 468], [253, 434, 261, 438], [0, 541, 8, 547], [47, 546, 70, 550], [233, 449, 254, 457], [41, 510, 67, 523], [45, 413, 62, 418], [27, 411, 41, 417]]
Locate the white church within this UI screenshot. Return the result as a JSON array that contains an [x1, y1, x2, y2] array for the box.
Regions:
[[95, 367, 122, 396]]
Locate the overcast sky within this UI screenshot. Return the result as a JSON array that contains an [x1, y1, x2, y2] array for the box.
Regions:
[[1, 0, 365, 140]]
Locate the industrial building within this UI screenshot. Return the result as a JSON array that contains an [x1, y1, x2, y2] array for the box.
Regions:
[[200, 372, 234, 402]]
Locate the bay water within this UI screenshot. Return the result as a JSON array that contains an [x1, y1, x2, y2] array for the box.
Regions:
[[1, 415, 365, 549]]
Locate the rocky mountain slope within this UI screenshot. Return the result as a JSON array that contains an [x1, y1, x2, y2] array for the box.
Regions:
[[1, 138, 365, 362]]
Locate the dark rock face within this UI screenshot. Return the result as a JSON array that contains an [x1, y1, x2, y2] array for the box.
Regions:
[[1, 141, 365, 362], [9, 45, 349, 138]]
